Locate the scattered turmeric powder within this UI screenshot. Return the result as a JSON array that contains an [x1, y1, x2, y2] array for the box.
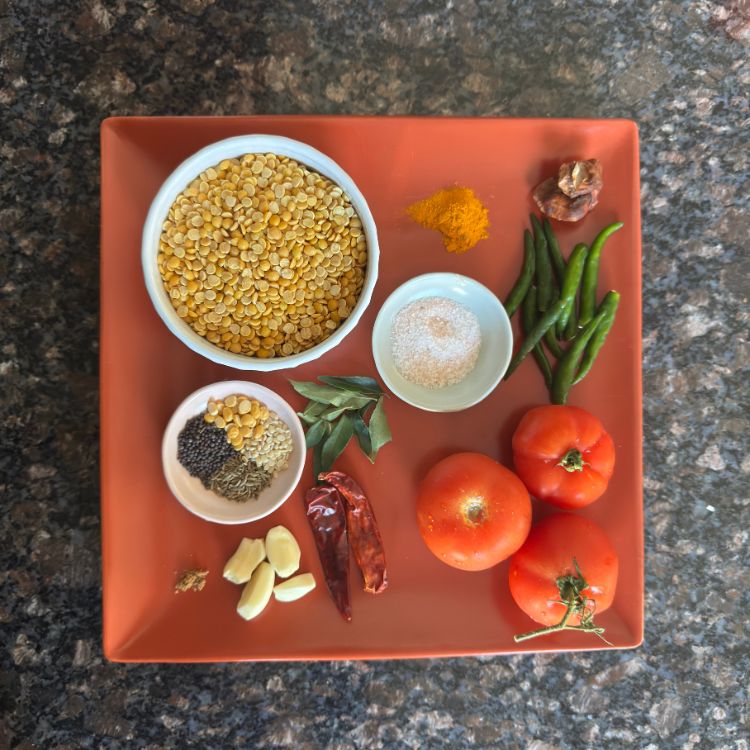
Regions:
[[407, 186, 490, 254]]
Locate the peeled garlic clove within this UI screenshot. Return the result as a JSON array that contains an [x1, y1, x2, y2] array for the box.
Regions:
[[265, 526, 301, 578], [223, 538, 265, 584], [236, 561, 274, 621], [273, 572, 316, 603]]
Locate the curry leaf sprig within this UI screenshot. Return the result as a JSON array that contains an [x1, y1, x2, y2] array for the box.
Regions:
[[290, 376, 392, 481]]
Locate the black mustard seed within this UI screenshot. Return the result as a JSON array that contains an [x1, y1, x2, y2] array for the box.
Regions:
[[177, 414, 235, 486]]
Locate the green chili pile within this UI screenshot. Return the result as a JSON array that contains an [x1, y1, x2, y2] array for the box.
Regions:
[[503, 215, 623, 405]]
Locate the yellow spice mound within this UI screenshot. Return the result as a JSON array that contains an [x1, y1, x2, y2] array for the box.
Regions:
[[407, 186, 489, 254]]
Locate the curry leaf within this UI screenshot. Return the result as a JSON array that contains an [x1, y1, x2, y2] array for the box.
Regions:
[[292, 376, 390, 481], [312, 440, 324, 483], [305, 419, 330, 449], [297, 400, 328, 424], [318, 375, 383, 395], [320, 413, 354, 473], [368, 396, 392, 457], [322, 405, 360, 421], [289, 380, 355, 406], [290, 380, 375, 410], [303, 400, 328, 417], [336, 395, 374, 410], [352, 412, 374, 461]]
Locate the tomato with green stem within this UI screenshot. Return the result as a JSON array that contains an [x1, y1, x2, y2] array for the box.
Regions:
[[509, 513, 619, 643], [512, 405, 615, 509]]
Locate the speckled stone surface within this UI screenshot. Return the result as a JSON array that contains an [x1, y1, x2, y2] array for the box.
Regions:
[[1, 0, 749, 747]]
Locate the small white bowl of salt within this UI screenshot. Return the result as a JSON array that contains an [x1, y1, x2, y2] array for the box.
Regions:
[[372, 272, 513, 412]]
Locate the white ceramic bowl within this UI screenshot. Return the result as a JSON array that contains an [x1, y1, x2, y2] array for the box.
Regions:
[[162, 381, 305, 524], [372, 273, 513, 412], [142, 135, 379, 371]]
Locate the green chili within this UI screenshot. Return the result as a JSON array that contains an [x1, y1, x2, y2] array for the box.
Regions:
[[556, 243, 588, 337], [563, 308, 579, 341], [578, 222, 624, 327], [504, 229, 536, 317], [504, 297, 566, 380], [551, 308, 608, 405], [573, 291, 620, 385], [544, 327, 564, 358], [543, 218, 566, 284], [521, 286, 553, 388], [530, 214, 553, 312]]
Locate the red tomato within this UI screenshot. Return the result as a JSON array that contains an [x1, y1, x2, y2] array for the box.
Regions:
[[417, 452, 531, 571], [512, 405, 615, 509], [509, 513, 618, 627]]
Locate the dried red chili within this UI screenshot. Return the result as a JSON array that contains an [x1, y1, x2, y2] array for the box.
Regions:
[[318, 471, 388, 595], [303, 484, 351, 622]]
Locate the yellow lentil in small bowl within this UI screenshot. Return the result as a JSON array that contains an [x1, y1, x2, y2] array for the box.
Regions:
[[143, 135, 379, 371]]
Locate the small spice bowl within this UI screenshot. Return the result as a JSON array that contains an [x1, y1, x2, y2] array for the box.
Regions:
[[162, 381, 305, 524], [372, 273, 513, 412]]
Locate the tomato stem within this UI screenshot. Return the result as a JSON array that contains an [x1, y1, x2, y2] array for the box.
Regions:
[[557, 448, 587, 472], [462, 497, 487, 526], [513, 558, 612, 645], [513, 602, 610, 643]]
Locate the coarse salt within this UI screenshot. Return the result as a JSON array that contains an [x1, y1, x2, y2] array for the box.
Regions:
[[390, 296, 481, 389]]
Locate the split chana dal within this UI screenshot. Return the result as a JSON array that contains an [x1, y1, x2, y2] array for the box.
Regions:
[[157, 153, 368, 358], [204, 394, 269, 451]]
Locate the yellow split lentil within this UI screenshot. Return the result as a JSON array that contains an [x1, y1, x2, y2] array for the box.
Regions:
[[205, 395, 269, 452], [157, 153, 368, 358]]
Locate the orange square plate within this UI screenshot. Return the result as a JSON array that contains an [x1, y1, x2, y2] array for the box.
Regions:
[[100, 116, 642, 661]]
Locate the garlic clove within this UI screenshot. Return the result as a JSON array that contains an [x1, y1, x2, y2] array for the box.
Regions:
[[273, 572, 316, 603], [223, 537, 265, 584], [236, 561, 274, 621], [265, 525, 301, 578]]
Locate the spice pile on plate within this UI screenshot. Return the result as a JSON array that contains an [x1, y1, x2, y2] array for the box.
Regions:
[[390, 296, 481, 388], [407, 186, 489, 254], [177, 394, 293, 502]]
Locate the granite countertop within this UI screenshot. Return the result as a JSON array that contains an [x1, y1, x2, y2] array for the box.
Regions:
[[1, 0, 749, 747]]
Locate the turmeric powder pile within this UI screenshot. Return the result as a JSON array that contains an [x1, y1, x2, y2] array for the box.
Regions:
[[407, 186, 490, 254]]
